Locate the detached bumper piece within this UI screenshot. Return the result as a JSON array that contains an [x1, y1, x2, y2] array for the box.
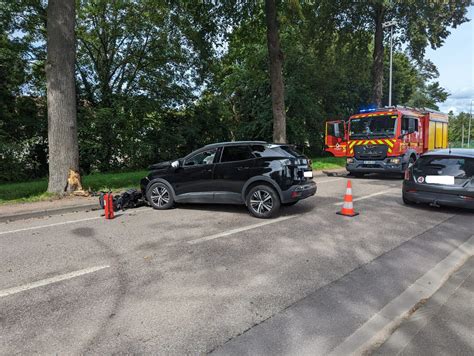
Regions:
[[282, 180, 317, 203]]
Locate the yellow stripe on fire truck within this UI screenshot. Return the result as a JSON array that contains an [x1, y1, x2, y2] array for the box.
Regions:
[[348, 139, 396, 155]]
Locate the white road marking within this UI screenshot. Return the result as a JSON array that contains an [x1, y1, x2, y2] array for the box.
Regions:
[[329, 235, 474, 356], [187, 215, 295, 245], [0, 216, 101, 236], [316, 178, 345, 184], [0, 207, 150, 236], [334, 188, 398, 206], [0, 265, 110, 298]]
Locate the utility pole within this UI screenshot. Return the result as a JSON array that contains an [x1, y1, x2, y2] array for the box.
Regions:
[[469, 100, 473, 148], [383, 20, 397, 107]]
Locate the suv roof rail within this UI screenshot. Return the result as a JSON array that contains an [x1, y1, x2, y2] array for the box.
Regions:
[[204, 140, 267, 148]]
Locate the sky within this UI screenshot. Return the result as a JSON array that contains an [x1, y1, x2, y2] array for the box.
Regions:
[[425, 6, 474, 114]]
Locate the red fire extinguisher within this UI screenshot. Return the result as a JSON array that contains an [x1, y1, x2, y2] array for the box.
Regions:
[[104, 192, 115, 219]]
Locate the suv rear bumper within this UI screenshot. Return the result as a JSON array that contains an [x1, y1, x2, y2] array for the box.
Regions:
[[403, 190, 474, 209], [281, 180, 317, 203], [403, 181, 474, 209], [347, 158, 403, 173]]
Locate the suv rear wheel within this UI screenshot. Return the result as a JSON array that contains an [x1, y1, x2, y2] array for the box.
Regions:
[[147, 182, 174, 210], [246, 185, 280, 218]]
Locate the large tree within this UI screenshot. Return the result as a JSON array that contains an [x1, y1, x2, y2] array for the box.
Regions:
[[370, 0, 469, 106], [264, 0, 286, 143], [46, 0, 79, 193], [311, 0, 470, 107]]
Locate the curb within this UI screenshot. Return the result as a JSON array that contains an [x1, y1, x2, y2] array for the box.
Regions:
[[329, 235, 474, 356], [0, 169, 345, 224], [375, 257, 474, 355], [313, 168, 347, 177], [0, 203, 100, 223]]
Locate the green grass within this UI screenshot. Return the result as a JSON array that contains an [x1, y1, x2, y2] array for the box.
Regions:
[[0, 170, 148, 205], [449, 142, 474, 149], [1, 157, 345, 205], [311, 156, 346, 170]]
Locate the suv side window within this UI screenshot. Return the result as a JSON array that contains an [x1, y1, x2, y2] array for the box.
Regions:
[[184, 149, 217, 166], [251, 144, 301, 158], [220, 145, 254, 163], [250, 145, 269, 157]]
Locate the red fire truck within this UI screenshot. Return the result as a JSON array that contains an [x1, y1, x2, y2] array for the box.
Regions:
[[325, 106, 449, 176]]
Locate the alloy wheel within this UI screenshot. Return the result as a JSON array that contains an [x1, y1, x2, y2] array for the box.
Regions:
[[250, 189, 273, 214], [150, 185, 170, 207]]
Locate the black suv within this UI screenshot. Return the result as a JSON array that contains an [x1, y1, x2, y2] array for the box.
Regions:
[[140, 141, 317, 218]]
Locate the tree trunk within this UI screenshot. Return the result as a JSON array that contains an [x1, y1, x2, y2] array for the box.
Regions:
[[264, 0, 286, 143], [46, 0, 79, 194], [371, 3, 385, 107]]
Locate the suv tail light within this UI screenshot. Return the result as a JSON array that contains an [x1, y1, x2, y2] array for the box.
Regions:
[[404, 167, 412, 181]]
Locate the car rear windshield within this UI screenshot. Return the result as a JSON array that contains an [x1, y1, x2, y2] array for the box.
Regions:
[[251, 144, 303, 158], [414, 156, 474, 178]]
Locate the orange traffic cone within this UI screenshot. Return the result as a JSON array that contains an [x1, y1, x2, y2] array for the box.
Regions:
[[336, 180, 359, 217]]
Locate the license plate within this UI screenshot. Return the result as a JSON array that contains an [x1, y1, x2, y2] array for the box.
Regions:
[[304, 171, 313, 178], [426, 175, 455, 185], [363, 161, 375, 165]]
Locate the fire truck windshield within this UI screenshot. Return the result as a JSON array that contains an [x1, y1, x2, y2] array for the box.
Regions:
[[349, 115, 397, 139]]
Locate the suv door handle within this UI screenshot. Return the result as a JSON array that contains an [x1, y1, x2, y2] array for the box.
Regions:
[[237, 167, 249, 171]]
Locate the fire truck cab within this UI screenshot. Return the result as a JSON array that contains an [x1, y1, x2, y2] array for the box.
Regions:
[[325, 107, 449, 176]]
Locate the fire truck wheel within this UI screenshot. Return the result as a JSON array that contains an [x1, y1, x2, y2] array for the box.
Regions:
[[147, 182, 175, 210]]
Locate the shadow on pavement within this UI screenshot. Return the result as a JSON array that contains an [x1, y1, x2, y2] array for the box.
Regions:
[[174, 201, 316, 216]]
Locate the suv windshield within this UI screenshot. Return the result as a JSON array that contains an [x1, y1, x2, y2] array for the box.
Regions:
[[414, 156, 474, 179], [349, 115, 397, 139]]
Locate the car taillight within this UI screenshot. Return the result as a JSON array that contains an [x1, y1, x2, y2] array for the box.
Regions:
[[404, 168, 412, 181]]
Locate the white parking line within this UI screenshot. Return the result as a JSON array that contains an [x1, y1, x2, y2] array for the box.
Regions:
[[0, 216, 101, 236], [0, 265, 110, 298], [0, 208, 150, 236], [187, 215, 295, 245], [334, 188, 398, 206]]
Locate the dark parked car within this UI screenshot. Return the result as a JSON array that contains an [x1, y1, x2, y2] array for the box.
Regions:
[[403, 148, 474, 209], [140, 141, 317, 218]]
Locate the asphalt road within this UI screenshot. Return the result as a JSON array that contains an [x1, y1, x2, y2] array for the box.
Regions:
[[0, 175, 473, 355], [375, 257, 474, 356]]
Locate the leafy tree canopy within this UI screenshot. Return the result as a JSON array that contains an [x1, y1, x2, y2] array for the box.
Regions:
[[0, 0, 466, 182]]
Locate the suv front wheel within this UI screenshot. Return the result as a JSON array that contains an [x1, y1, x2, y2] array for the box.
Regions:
[[147, 182, 174, 210], [246, 185, 280, 218]]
